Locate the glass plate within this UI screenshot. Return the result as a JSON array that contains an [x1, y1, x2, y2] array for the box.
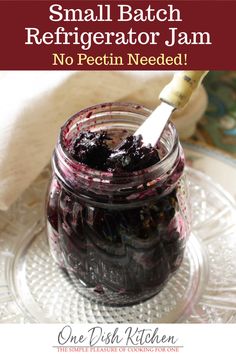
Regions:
[[1, 145, 236, 323]]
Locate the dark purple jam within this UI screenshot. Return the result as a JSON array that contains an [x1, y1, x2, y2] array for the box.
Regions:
[[69, 131, 111, 171], [47, 125, 188, 305], [69, 131, 160, 172]]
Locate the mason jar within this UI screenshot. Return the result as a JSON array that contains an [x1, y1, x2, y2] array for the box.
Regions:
[[46, 102, 191, 306]]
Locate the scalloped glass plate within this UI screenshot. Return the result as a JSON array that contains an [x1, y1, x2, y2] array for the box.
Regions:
[[1, 144, 236, 323]]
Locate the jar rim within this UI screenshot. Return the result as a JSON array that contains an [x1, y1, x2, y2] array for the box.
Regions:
[[56, 102, 180, 187]]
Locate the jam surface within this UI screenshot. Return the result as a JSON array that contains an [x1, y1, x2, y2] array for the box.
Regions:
[[47, 128, 189, 305], [69, 131, 160, 172]]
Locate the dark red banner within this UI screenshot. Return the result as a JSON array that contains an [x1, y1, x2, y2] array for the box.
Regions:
[[0, 0, 235, 70]]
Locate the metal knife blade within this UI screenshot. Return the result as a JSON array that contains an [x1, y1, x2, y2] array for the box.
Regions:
[[134, 102, 175, 147]]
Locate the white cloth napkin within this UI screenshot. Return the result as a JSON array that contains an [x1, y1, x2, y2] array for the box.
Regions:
[[0, 71, 207, 211]]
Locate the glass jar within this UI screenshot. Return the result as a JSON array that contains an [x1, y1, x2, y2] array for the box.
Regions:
[[46, 102, 191, 306]]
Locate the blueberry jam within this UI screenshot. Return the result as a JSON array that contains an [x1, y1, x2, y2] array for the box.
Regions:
[[46, 102, 190, 305], [69, 131, 111, 171], [69, 131, 160, 173]]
